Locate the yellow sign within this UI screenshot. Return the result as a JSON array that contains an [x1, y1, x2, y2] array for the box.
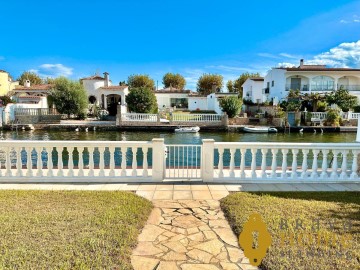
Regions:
[[239, 213, 272, 266]]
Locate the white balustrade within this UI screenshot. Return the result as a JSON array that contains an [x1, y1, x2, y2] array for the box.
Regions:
[[172, 114, 222, 122], [121, 113, 157, 122]]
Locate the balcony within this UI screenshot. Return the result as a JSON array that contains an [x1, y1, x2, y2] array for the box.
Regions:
[[338, 85, 360, 91], [285, 84, 309, 91], [310, 85, 335, 91]]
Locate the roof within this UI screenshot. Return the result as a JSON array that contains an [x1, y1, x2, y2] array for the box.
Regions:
[[278, 67, 360, 72], [0, 70, 9, 74], [154, 90, 192, 94], [18, 96, 42, 99], [80, 75, 105, 81], [99, 86, 128, 90], [249, 77, 264, 81], [15, 84, 53, 90]]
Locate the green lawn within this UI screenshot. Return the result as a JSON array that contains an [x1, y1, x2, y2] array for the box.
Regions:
[[0, 190, 153, 270], [221, 192, 359, 270]]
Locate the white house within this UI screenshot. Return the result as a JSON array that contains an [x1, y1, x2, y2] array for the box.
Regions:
[[188, 94, 208, 111], [207, 93, 239, 115], [12, 81, 52, 105], [263, 59, 360, 101], [242, 77, 265, 103], [81, 72, 129, 115], [154, 87, 192, 109]]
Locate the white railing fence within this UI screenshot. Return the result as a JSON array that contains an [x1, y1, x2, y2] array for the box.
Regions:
[[0, 139, 359, 183], [15, 108, 60, 116], [310, 112, 360, 120], [171, 114, 222, 122], [121, 113, 158, 122]]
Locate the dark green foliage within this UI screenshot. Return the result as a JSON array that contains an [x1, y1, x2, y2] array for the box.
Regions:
[[49, 77, 88, 118], [125, 87, 158, 113], [0, 95, 13, 106], [162, 73, 186, 90], [127, 74, 155, 89], [17, 71, 43, 85], [326, 88, 358, 112], [219, 96, 242, 118], [233, 72, 262, 96], [197, 74, 223, 95]]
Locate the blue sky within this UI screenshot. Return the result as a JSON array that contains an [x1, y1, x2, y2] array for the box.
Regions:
[[1, 0, 360, 89]]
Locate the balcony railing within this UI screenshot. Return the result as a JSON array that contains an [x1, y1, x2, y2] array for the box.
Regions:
[[310, 85, 335, 91], [338, 85, 360, 91], [285, 84, 309, 91]]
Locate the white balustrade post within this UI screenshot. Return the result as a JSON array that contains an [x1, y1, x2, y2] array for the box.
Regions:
[[36, 147, 43, 177], [16, 146, 23, 177], [109, 146, 115, 177], [26, 147, 33, 177], [320, 150, 329, 179], [270, 149, 278, 179], [201, 139, 215, 182], [98, 146, 105, 177], [281, 149, 288, 179], [240, 149, 246, 179], [142, 147, 148, 177], [218, 148, 224, 178], [261, 149, 267, 179], [131, 146, 138, 177], [47, 147, 54, 177], [67, 147, 74, 177], [310, 149, 319, 180], [350, 150, 358, 179], [152, 138, 165, 181], [251, 148, 257, 179], [291, 149, 299, 179], [77, 147, 84, 177], [330, 150, 339, 179], [301, 150, 309, 179], [340, 150, 348, 180], [5, 147, 12, 177], [229, 148, 235, 178]]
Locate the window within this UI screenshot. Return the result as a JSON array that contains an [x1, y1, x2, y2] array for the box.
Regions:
[[311, 76, 335, 91], [272, 80, 274, 87], [170, 98, 188, 108], [88, 95, 97, 104]]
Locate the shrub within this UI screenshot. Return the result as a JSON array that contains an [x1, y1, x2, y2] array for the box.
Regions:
[[219, 96, 242, 118], [125, 87, 158, 113], [326, 109, 341, 126], [0, 96, 14, 106]]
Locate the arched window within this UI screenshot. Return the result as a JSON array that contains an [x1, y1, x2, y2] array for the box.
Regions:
[[311, 76, 335, 91], [88, 95, 97, 104]]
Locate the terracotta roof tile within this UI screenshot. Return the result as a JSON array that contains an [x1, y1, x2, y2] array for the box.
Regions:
[[279, 67, 360, 72], [80, 75, 105, 81], [15, 84, 53, 90], [99, 86, 128, 90]]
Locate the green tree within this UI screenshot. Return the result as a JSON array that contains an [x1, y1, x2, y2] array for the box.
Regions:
[[226, 80, 234, 92], [49, 77, 88, 118], [326, 89, 358, 112], [196, 74, 223, 95], [219, 96, 242, 118], [127, 74, 155, 89], [125, 87, 158, 113], [162, 73, 186, 90], [17, 71, 43, 85], [119, 81, 127, 86], [233, 72, 261, 96]]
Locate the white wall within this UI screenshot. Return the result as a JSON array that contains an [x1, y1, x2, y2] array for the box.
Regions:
[[242, 79, 265, 103], [155, 93, 189, 108], [188, 97, 208, 111], [3, 102, 47, 124], [264, 69, 287, 100], [82, 79, 106, 105]]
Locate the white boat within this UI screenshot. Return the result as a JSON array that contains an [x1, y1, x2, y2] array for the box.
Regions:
[[175, 126, 200, 133], [243, 126, 278, 133]]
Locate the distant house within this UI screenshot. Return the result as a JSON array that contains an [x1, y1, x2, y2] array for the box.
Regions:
[[0, 70, 19, 96], [81, 72, 129, 115], [207, 93, 239, 115], [13, 81, 52, 106], [154, 87, 192, 109], [263, 59, 360, 101], [188, 94, 208, 111], [242, 77, 265, 103]]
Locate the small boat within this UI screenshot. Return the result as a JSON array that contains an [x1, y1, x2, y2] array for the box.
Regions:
[[243, 126, 278, 133], [175, 126, 200, 133]]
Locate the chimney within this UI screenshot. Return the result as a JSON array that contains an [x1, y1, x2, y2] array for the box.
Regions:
[[300, 59, 304, 67], [25, 80, 31, 87], [103, 72, 109, 87]]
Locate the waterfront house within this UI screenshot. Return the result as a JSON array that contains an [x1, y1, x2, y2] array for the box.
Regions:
[[207, 92, 239, 115], [242, 77, 265, 103], [262, 59, 360, 102], [81, 72, 129, 115], [0, 70, 19, 96], [154, 87, 192, 109], [12, 81, 52, 104]]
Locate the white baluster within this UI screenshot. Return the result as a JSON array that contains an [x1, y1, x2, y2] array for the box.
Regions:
[[240, 149, 246, 178], [67, 147, 74, 177], [109, 146, 115, 177], [16, 146, 23, 177], [218, 148, 224, 178], [330, 150, 339, 179], [251, 148, 257, 179], [5, 147, 12, 177], [0, 160, 2, 177], [291, 149, 299, 179], [261, 149, 267, 179], [132, 147, 137, 176], [99, 147, 105, 177], [320, 150, 329, 179], [310, 149, 319, 180], [26, 147, 33, 177], [229, 148, 235, 178], [340, 150, 348, 180], [77, 147, 84, 176], [57, 146, 64, 177], [142, 147, 148, 177], [281, 149, 288, 179], [350, 150, 358, 179], [88, 147, 94, 177], [270, 149, 278, 179], [121, 147, 127, 176], [36, 147, 43, 177], [301, 149, 309, 179], [47, 147, 54, 177]]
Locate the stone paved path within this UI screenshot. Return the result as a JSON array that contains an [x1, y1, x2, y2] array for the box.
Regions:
[[131, 199, 258, 270]]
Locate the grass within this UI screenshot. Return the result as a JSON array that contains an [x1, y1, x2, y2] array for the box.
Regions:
[[221, 192, 360, 270], [0, 190, 153, 270]]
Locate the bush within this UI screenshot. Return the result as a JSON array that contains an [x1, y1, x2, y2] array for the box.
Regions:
[[353, 105, 360, 113], [125, 87, 158, 113], [326, 109, 340, 126], [219, 96, 242, 118], [0, 96, 14, 106]]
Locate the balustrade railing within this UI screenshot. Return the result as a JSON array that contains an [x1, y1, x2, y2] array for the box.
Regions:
[[210, 142, 359, 182], [121, 113, 158, 122], [15, 108, 60, 116], [310, 112, 360, 120], [172, 114, 222, 122]]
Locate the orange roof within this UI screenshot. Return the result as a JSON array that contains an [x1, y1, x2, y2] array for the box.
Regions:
[[15, 84, 53, 90], [80, 75, 105, 81]]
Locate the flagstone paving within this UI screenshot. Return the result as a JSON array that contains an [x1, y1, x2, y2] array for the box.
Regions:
[[131, 199, 258, 270]]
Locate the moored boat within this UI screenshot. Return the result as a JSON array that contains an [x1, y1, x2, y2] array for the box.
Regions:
[[175, 126, 200, 133], [243, 126, 278, 133]]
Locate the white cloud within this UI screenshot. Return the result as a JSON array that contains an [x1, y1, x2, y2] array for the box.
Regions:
[[340, 15, 360, 24], [276, 62, 297, 68], [279, 53, 300, 59], [205, 65, 257, 73], [31, 63, 73, 77], [308, 40, 360, 67]]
